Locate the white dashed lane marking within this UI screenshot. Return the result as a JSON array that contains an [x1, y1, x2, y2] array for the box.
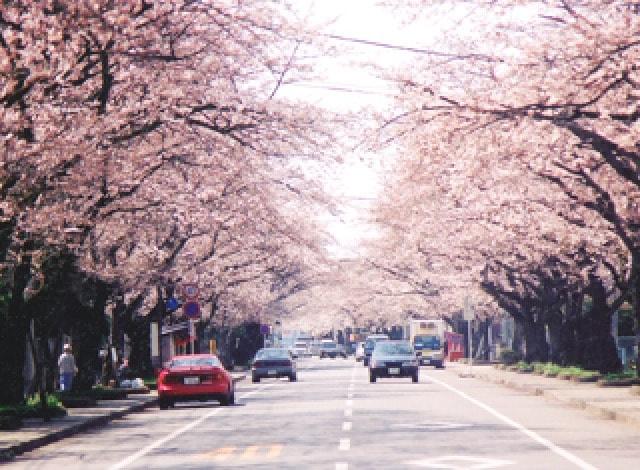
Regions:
[[339, 438, 351, 451]]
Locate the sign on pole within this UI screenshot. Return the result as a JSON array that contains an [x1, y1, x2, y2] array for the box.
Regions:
[[183, 301, 201, 319], [182, 283, 200, 300], [150, 323, 159, 357], [464, 296, 474, 373]]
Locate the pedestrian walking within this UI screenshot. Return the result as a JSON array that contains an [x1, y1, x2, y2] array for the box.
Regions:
[[58, 344, 77, 391]]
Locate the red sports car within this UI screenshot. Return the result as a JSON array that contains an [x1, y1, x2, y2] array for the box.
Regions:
[[157, 354, 234, 409]]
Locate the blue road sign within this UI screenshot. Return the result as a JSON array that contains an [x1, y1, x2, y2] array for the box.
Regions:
[[183, 301, 201, 319], [165, 297, 179, 312]]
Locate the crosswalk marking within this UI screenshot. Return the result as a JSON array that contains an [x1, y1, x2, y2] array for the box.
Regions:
[[200, 446, 236, 462], [241, 446, 259, 459], [266, 444, 283, 458], [197, 445, 282, 461]]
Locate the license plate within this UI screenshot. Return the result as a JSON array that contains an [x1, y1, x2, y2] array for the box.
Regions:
[[268, 369, 277, 375], [389, 368, 400, 375], [184, 376, 200, 385]]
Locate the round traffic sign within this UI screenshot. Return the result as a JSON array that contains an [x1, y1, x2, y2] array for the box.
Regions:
[[183, 301, 201, 319]]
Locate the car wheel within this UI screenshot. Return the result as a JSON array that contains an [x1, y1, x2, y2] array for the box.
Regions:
[[369, 372, 376, 383], [412, 372, 419, 383], [252, 375, 260, 383], [159, 397, 172, 410], [224, 386, 235, 406], [289, 374, 297, 382]]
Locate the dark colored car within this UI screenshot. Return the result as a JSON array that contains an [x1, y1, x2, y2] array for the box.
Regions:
[[251, 348, 297, 382], [157, 354, 234, 409], [363, 334, 389, 366], [368, 340, 419, 383], [319, 341, 347, 358]]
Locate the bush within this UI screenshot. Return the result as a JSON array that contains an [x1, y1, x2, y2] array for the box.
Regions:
[[499, 349, 521, 365], [0, 414, 22, 430], [532, 362, 548, 374], [0, 394, 67, 421], [543, 363, 562, 377], [514, 361, 533, 372]]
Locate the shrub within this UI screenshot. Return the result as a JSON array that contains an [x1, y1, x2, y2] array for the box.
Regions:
[[532, 362, 548, 374], [499, 349, 521, 365], [543, 363, 562, 377], [0, 414, 22, 430], [0, 394, 67, 420]]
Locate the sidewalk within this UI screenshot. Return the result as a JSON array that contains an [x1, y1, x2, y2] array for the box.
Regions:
[[0, 392, 158, 461], [0, 373, 246, 462], [448, 362, 640, 429]]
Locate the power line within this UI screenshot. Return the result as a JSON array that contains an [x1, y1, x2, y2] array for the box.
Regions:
[[285, 82, 394, 96], [323, 34, 500, 62]]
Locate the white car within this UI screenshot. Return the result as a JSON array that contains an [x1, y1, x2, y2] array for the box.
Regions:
[[289, 341, 310, 358], [355, 342, 365, 361]]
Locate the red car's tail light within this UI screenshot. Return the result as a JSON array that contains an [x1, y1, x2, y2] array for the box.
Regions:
[[162, 374, 182, 384]]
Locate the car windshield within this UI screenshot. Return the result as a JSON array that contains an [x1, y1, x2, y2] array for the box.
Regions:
[[169, 356, 220, 368], [365, 338, 387, 349], [414, 335, 441, 348], [374, 342, 414, 355], [255, 348, 290, 359]]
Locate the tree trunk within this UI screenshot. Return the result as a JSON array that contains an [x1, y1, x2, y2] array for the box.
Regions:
[[0, 261, 30, 404], [632, 263, 640, 377], [580, 278, 621, 373], [547, 306, 564, 364], [523, 310, 548, 363], [512, 316, 525, 358]]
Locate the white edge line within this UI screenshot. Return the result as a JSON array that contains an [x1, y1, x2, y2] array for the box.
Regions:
[[427, 375, 598, 470], [108, 385, 270, 470]]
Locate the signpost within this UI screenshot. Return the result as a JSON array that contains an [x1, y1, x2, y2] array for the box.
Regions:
[[182, 283, 200, 300], [183, 301, 201, 319], [181, 283, 200, 354], [260, 324, 270, 346], [464, 296, 474, 376]]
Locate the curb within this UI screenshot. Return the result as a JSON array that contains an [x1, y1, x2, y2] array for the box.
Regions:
[[470, 368, 640, 430], [0, 397, 158, 462], [232, 374, 246, 384]]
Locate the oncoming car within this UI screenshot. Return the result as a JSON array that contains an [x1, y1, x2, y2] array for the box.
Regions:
[[368, 340, 419, 383], [363, 334, 389, 366], [319, 341, 347, 358], [251, 348, 297, 382], [157, 354, 234, 409]]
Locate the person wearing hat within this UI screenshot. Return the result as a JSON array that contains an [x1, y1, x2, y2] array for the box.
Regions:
[[58, 343, 77, 391]]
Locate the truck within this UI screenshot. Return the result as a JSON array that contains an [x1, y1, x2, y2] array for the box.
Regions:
[[406, 319, 446, 368]]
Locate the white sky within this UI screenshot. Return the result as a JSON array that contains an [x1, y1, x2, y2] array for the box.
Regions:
[[279, 1, 464, 258]]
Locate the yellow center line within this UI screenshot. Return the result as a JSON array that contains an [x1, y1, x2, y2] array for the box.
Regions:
[[198, 446, 236, 461], [266, 444, 283, 459], [241, 446, 259, 460]]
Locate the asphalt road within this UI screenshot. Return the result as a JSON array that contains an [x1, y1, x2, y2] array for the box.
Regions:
[[7, 358, 640, 469]]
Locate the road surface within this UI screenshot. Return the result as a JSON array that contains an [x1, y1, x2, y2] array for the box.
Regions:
[[8, 358, 640, 469]]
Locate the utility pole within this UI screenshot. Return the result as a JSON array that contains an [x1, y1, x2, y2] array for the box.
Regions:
[[463, 296, 474, 377]]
